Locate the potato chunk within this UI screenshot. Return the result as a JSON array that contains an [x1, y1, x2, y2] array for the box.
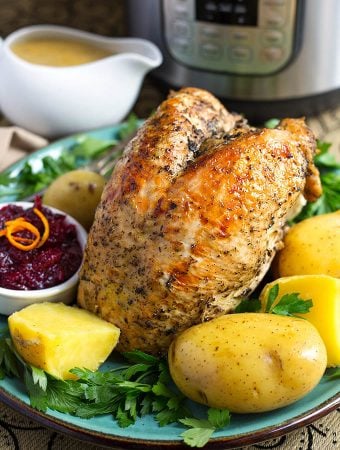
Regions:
[[260, 275, 340, 367], [273, 211, 340, 278], [8, 302, 120, 379], [43, 169, 106, 231]]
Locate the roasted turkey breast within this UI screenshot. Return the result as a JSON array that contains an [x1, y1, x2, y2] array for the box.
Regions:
[[77, 87, 321, 355]]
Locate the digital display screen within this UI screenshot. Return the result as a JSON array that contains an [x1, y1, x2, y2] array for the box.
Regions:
[[196, 0, 259, 26]]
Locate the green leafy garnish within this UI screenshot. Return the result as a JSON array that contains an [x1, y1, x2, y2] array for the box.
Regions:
[[180, 409, 231, 448], [264, 285, 313, 317], [235, 285, 313, 318], [117, 113, 139, 140], [264, 283, 279, 313], [22, 351, 189, 425], [234, 298, 261, 313], [0, 332, 20, 379], [314, 140, 340, 168], [270, 293, 313, 316], [325, 367, 340, 380], [264, 118, 280, 129]]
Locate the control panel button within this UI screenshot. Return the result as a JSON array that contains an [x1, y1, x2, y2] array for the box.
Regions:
[[201, 26, 222, 38], [262, 30, 284, 44], [263, 0, 286, 5], [200, 42, 223, 59], [264, 12, 286, 27], [174, 4, 190, 18], [262, 46, 284, 61], [172, 20, 191, 38], [230, 30, 251, 41], [230, 46, 252, 62], [171, 38, 191, 54]]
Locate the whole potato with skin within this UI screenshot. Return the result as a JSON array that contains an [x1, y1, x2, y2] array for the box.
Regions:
[[273, 211, 340, 278], [168, 313, 327, 413], [43, 169, 106, 231]]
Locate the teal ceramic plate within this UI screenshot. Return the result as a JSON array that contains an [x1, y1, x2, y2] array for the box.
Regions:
[[0, 125, 339, 449]]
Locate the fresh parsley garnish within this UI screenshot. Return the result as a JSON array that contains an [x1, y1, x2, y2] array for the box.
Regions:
[[0, 328, 231, 447], [0, 330, 20, 379], [264, 284, 313, 317], [23, 349, 189, 425], [264, 283, 280, 313], [314, 140, 339, 168], [270, 293, 313, 316], [234, 297, 261, 313], [236, 284, 313, 317], [180, 409, 231, 448], [325, 367, 340, 380], [265, 284, 313, 317], [264, 118, 280, 129]]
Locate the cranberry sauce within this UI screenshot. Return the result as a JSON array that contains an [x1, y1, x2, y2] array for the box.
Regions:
[[0, 199, 83, 290]]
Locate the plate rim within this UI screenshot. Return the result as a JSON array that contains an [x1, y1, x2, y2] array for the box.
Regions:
[[0, 383, 338, 450]]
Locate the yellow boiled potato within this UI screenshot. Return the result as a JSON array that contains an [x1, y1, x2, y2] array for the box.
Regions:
[[8, 302, 120, 379], [274, 211, 340, 278], [168, 313, 327, 413], [260, 275, 340, 367], [43, 169, 106, 230]]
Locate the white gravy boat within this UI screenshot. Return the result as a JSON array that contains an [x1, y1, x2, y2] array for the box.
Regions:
[[0, 25, 162, 137]]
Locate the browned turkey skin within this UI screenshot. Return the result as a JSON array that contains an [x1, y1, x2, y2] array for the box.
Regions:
[[77, 87, 322, 355]]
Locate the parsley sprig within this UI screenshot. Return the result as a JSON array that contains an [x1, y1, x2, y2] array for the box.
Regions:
[[235, 284, 313, 317], [180, 409, 231, 448], [0, 328, 230, 447], [326, 368, 340, 380], [264, 284, 313, 316]]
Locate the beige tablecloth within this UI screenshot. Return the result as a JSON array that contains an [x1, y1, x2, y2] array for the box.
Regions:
[[0, 85, 339, 449]]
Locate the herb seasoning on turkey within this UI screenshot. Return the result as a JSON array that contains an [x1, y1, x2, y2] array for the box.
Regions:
[[77, 87, 322, 355]]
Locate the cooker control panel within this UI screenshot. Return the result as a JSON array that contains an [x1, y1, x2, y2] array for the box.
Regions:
[[162, 0, 300, 75]]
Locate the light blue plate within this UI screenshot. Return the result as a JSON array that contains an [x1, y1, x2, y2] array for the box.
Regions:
[[0, 125, 339, 448]]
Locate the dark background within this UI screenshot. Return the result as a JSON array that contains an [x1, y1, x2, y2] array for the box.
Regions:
[[0, 0, 126, 37]]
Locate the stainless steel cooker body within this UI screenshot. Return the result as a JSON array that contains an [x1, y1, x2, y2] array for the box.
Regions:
[[127, 0, 340, 119]]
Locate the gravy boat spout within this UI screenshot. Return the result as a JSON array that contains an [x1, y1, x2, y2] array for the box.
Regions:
[[105, 36, 163, 72], [0, 25, 163, 137]]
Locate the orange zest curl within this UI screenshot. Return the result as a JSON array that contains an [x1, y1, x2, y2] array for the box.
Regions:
[[33, 208, 50, 248], [0, 208, 50, 251]]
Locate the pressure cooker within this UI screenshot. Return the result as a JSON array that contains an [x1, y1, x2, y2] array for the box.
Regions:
[[127, 0, 340, 121]]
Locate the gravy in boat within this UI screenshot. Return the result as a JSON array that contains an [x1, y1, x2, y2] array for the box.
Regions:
[[11, 36, 112, 67]]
